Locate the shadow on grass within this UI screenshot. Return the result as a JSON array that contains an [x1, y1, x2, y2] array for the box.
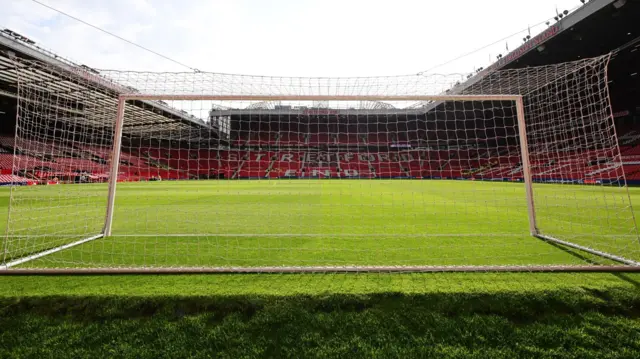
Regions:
[[2, 289, 640, 358]]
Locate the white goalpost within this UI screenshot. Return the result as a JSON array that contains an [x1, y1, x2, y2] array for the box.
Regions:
[[2, 54, 640, 273]]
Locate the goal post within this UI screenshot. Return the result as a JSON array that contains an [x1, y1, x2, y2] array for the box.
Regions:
[[515, 95, 537, 236], [103, 94, 535, 237], [102, 97, 126, 237], [2, 54, 640, 273]]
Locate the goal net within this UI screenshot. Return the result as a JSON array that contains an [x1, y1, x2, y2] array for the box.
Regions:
[[2, 55, 639, 272]]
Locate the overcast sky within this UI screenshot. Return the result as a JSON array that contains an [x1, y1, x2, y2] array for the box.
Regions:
[[1, 0, 581, 77]]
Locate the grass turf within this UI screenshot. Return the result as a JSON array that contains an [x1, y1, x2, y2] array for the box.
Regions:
[[1, 181, 640, 357], [2, 180, 638, 267]]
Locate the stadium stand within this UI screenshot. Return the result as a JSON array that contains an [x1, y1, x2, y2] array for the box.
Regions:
[[0, 0, 638, 186], [1, 128, 638, 183]]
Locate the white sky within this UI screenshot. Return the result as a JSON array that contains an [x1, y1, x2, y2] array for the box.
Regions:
[[1, 0, 581, 77]]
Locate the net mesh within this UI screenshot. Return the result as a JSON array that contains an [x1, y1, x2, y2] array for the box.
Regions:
[[2, 54, 639, 271]]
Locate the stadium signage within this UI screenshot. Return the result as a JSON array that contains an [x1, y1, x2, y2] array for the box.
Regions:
[[226, 151, 425, 163], [486, 24, 561, 73], [303, 109, 338, 115], [613, 110, 630, 118], [283, 169, 361, 178], [391, 143, 411, 148], [297, 152, 416, 162]]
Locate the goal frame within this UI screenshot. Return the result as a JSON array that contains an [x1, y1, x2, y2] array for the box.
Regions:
[[104, 94, 537, 236], [2, 93, 640, 274]]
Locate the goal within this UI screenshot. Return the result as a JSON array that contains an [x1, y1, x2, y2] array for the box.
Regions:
[[2, 54, 639, 273]]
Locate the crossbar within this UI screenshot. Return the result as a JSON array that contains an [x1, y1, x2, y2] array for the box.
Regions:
[[118, 94, 523, 102]]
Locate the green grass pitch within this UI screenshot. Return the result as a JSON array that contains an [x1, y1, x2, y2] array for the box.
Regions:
[[1, 181, 640, 358], [2, 180, 638, 268]]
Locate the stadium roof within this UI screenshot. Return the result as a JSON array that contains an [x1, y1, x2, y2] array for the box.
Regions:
[[419, 0, 639, 115], [204, 0, 638, 118], [0, 31, 219, 142], [0, 0, 637, 135], [464, 0, 638, 111], [493, 0, 640, 117]]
